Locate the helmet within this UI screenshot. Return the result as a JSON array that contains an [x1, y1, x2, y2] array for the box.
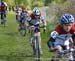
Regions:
[[33, 7, 41, 16], [22, 6, 27, 12], [60, 13, 74, 24]]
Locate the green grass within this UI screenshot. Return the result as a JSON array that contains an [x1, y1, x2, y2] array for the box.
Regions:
[[0, 11, 56, 61]]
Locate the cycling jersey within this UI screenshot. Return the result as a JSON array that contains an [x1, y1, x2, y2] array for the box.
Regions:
[[51, 23, 75, 47], [29, 13, 44, 26], [20, 11, 28, 18], [20, 11, 29, 23], [55, 23, 75, 35], [0, 2, 7, 11]]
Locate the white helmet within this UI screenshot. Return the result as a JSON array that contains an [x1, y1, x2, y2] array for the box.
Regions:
[[33, 7, 41, 16]]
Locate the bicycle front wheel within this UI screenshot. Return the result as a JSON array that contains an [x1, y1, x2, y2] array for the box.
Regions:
[[35, 36, 40, 61]]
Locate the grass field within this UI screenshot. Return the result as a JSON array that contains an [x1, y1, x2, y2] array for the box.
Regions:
[[0, 11, 56, 61]]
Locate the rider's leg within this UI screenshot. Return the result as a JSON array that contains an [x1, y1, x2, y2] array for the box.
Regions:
[[53, 45, 62, 52], [1, 12, 3, 24], [29, 30, 34, 46], [29, 26, 35, 46], [4, 12, 6, 21], [1, 11, 6, 24], [64, 39, 74, 61], [53, 39, 63, 51], [18, 21, 23, 31], [29, 36, 34, 46], [29, 33, 36, 55], [64, 39, 70, 50]]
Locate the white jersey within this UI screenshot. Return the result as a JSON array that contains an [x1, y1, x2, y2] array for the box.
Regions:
[[15, 7, 22, 15], [51, 24, 75, 47], [29, 13, 45, 25], [0, 1, 7, 11]]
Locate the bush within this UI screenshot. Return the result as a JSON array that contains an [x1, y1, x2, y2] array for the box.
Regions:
[[46, 0, 75, 23]]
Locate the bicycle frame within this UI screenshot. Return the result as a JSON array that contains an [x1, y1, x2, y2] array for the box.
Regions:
[[30, 26, 41, 61]]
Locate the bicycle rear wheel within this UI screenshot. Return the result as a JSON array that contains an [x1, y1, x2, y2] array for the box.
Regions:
[[20, 24, 26, 36], [20, 29, 26, 36]]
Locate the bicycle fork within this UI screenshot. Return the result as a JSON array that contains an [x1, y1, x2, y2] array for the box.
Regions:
[[32, 35, 40, 61]]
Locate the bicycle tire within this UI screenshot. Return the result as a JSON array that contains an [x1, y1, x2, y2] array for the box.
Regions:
[[20, 28, 26, 36], [35, 36, 40, 61], [20, 25, 26, 36]]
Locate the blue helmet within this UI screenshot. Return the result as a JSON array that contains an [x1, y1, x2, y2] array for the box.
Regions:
[[60, 13, 74, 24]]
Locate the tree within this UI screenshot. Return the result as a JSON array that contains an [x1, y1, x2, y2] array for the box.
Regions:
[[31, 0, 44, 9], [44, 0, 54, 6], [6, 0, 15, 6], [54, 0, 67, 3]]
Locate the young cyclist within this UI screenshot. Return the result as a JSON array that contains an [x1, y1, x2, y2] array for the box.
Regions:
[[19, 6, 29, 31], [15, 4, 22, 23], [47, 13, 75, 61], [20, 6, 28, 22], [27, 7, 47, 54], [0, 0, 7, 24]]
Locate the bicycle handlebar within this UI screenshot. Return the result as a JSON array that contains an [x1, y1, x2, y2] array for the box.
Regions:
[[58, 48, 75, 54]]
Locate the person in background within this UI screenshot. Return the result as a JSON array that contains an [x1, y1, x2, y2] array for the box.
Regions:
[[0, 0, 7, 24]]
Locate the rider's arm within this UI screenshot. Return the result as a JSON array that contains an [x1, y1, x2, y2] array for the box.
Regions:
[[26, 16, 31, 27], [4, 2, 8, 11], [72, 32, 75, 47], [41, 16, 47, 31], [47, 31, 59, 49], [47, 37, 55, 48], [69, 37, 74, 44]]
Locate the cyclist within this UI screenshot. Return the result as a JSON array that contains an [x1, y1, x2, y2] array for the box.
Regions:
[[20, 6, 28, 22], [28, 7, 47, 54], [47, 13, 75, 61], [15, 4, 22, 23], [19, 6, 29, 31], [0, 0, 7, 24]]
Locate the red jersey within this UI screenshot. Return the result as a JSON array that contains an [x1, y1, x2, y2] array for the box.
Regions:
[[0, 2, 7, 11], [50, 23, 75, 40], [29, 13, 44, 25], [55, 23, 75, 35], [30, 13, 40, 19]]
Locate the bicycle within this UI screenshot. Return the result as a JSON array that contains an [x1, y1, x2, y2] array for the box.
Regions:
[[51, 48, 75, 61], [29, 25, 43, 61], [19, 13, 29, 36]]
